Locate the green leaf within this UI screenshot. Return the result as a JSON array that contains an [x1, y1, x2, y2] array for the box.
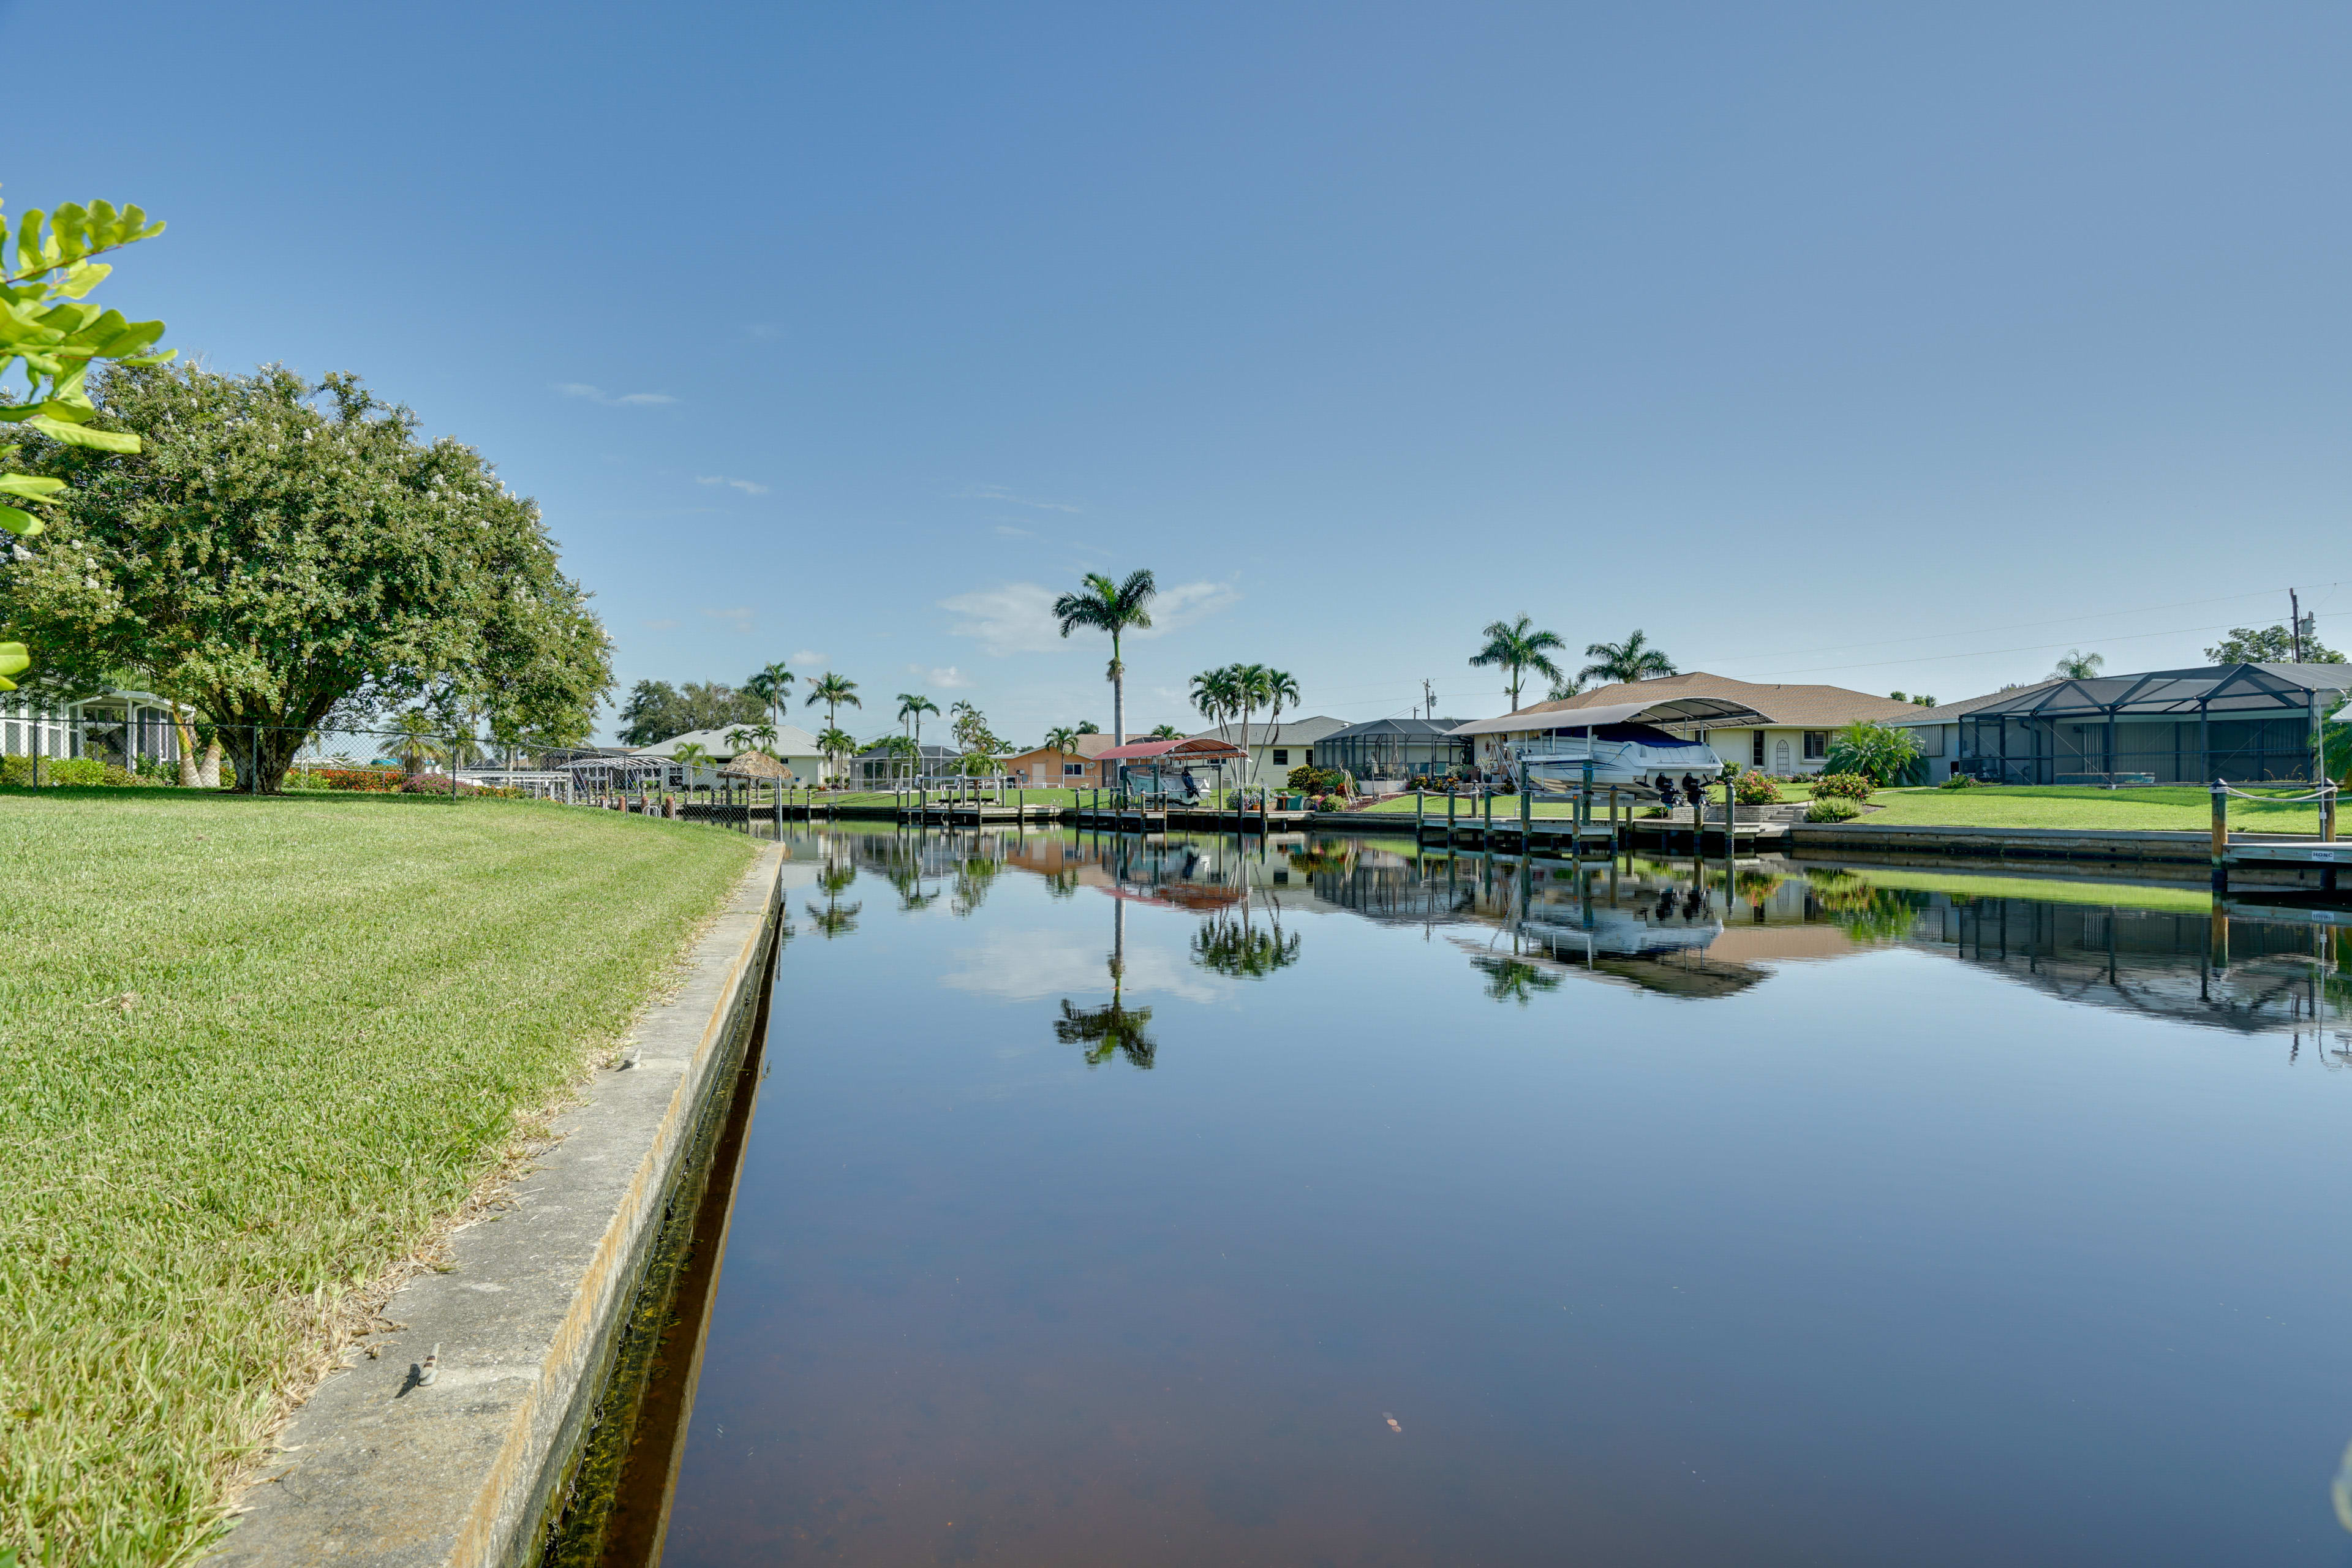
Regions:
[[0, 473, 63, 500], [24, 415, 138, 451], [0, 641, 26, 690], [0, 502, 42, 537]]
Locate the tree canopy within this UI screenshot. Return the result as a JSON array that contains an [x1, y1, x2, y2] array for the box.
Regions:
[[617, 679, 766, 746], [1, 363, 610, 790], [2206, 617, 2345, 665]]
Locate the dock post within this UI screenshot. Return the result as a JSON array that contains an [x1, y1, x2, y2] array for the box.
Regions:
[[1448, 788, 1458, 844], [2211, 779, 2229, 894], [1417, 788, 1425, 839], [1483, 785, 1494, 850]]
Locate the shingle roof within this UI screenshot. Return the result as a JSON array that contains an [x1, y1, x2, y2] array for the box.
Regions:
[[1185, 715, 1350, 747], [1884, 682, 2059, 726], [1518, 673, 1923, 729]]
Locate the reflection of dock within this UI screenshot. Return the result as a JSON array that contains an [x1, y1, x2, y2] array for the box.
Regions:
[[897, 802, 1060, 827], [1412, 815, 1775, 857], [1072, 805, 1313, 834]]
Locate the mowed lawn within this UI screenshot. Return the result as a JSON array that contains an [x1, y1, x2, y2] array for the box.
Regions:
[[0, 790, 758, 1566], [1858, 783, 2326, 835]]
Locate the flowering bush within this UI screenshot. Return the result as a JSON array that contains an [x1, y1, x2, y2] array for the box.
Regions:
[[1809, 772, 1874, 801], [1937, 773, 1978, 790], [305, 766, 404, 792], [1733, 770, 1782, 805]]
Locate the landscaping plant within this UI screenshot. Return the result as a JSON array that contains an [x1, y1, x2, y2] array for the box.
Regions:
[[1806, 795, 1865, 822], [1809, 772, 1875, 800], [1822, 722, 1924, 787], [1733, 770, 1782, 805]]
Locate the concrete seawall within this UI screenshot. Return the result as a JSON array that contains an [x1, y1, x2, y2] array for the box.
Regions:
[[213, 845, 786, 1568]]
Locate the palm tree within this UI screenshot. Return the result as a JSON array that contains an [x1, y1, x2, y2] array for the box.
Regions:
[[745, 662, 795, 729], [1578, 629, 1676, 688], [728, 722, 778, 761], [671, 741, 710, 794], [1043, 725, 1080, 754], [814, 726, 858, 787], [1076, 720, 1101, 735], [805, 674, 861, 779], [388, 709, 442, 778], [1545, 673, 1586, 702], [1470, 616, 1569, 710], [895, 692, 939, 780], [1053, 569, 1158, 746], [2053, 649, 2105, 679], [1147, 723, 1182, 739], [1191, 666, 1238, 742]]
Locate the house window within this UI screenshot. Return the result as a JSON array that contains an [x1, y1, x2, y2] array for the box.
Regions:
[[1272, 749, 1289, 765], [1803, 731, 1828, 760], [1751, 732, 1765, 767], [1063, 761, 1087, 777], [1916, 727, 1945, 758], [1273, 869, 1290, 884]]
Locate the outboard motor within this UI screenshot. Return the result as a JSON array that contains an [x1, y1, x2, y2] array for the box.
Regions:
[[1655, 889, 1676, 921], [1682, 889, 1704, 919], [1656, 775, 1680, 808], [1679, 774, 1703, 804]]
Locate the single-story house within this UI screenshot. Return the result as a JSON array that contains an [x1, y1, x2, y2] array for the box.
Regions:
[[1905, 663, 2352, 785], [1185, 715, 1349, 784], [2, 686, 190, 767], [639, 723, 826, 785], [1003, 733, 1118, 787], [1463, 674, 1924, 778]]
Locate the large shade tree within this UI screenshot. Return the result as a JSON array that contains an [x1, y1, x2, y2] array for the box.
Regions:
[[1, 364, 611, 791]]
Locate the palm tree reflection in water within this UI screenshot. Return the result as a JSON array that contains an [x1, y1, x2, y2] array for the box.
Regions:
[[1057, 899, 1156, 1068], [804, 862, 861, 938]]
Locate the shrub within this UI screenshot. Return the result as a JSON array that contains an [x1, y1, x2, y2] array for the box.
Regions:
[[1733, 770, 1781, 805], [1287, 764, 1317, 792], [306, 766, 404, 792], [1937, 773, 1978, 790], [1809, 772, 1874, 801], [2, 756, 132, 786], [401, 772, 488, 797], [1806, 796, 1864, 822], [1822, 722, 1924, 787]]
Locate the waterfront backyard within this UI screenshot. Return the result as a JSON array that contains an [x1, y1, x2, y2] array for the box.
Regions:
[[0, 790, 756, 1564], [629, 824, 2352, 1564]]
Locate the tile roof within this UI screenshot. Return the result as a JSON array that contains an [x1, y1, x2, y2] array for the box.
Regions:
[[1516, 673, 1924, 729]]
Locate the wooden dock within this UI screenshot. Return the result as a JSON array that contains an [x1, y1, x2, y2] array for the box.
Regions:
[[899, 801, 1060, 827], [2216, 840, 2348, 894]]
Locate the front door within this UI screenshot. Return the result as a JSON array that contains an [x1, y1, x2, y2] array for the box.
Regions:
[[1773, 738, 1790, 773]]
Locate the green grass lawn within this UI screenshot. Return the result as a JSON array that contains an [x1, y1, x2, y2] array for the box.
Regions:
[[0, 788, 758, 1566], [1855, 783, 2325, 835]]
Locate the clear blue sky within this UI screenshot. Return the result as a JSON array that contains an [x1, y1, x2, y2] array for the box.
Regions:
[[8, 2, 2346, 741]]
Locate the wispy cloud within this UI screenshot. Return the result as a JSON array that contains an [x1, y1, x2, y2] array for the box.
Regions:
[[703, 606, 756, 633], [790, 649, 827, 666], [940, 582, 1065, 655], [1132, 578, 1242, 638], [941, 927, 1227, 1005], [555, 382, 678, 407], [695, 475, 770, 496], [956, 483, 1082, 514], [993, 524, 1035, 538], [907, 663, 974, 689]]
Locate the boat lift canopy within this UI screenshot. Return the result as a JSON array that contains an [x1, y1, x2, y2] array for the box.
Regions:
[[1446, 695, 1769, 738]]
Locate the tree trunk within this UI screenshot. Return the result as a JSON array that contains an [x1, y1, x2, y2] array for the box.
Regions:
[[173, 713, 203, 788], [196, 737, 222, 790]]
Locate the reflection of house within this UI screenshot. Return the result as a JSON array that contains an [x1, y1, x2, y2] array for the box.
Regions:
[[1185, 716, 1349, 783], [1912, 663, 2352, 786], [1, 687, 189, 766], [1476, 674, 1921, 778], [1003, 733, 1116, 786]]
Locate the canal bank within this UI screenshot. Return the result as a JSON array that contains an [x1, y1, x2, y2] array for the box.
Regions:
[[211, 845, 786, 1568]]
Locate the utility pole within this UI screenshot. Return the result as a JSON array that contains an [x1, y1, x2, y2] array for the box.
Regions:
[[2291, 589, 2303, 663], [1423, 678, 1435, 721]]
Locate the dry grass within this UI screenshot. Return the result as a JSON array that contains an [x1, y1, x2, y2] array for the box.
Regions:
[[0, 788, 756, 1566]]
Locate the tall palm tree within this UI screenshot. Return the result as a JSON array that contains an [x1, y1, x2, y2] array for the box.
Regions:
[[1578, 629, 1676, 688], [1263, 668, 1300, 771], [814, 726, 858, 787], [1229, 663, 1273, 786], [1053, 569, 1158, 746], [1469, 616, 1569, 710], [895, 692, 939, 778], [804, 674, 861, 780], [1043, 725, 1080, 754], [2052, 649, 2105, 679], [745, 662, 795, 729], [1055, 900, 1156, 1068]]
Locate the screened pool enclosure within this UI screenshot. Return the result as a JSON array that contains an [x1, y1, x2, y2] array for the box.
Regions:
[[1957, 663, 2352, 785], [1315, 717, 1470, 782]]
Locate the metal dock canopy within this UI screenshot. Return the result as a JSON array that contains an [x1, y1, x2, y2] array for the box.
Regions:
[[1446, 694, 1770, 737], [1956, 662, 2352, 785]]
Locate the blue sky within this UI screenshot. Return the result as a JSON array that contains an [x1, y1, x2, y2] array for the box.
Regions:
[[8, 2, 2347, 741]]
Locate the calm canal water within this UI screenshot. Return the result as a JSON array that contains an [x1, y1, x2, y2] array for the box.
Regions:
[[652, 827, 2352, 1566]]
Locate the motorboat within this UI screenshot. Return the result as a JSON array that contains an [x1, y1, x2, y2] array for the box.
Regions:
[[1513, 723, 1727, 805], [1447, 693, 1765, 807]]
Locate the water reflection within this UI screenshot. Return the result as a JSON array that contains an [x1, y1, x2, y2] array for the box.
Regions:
[[788, 824, 2352, 1043]]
